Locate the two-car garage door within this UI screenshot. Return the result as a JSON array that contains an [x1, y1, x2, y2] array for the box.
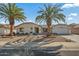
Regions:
[[53, 26, 71, 34]]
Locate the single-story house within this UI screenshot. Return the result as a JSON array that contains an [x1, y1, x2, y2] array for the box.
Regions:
[[15, 22, 43, 34], [0, 24, 10, 35], [1, 22, 79, 35]]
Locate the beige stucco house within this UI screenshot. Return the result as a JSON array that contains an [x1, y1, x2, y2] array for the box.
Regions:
[[1, 22, 79, 35], [15, 22, 43, 34]]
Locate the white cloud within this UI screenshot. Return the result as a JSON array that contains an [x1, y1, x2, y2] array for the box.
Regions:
[[26, 19, 34, 22], [67, 17, 73, 20], [69, 13, 78, 17], [62, 3, 79, 9], [67, 13, 78, 21]]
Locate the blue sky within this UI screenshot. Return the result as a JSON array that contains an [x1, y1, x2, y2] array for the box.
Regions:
[[0, 3, 79, 25]]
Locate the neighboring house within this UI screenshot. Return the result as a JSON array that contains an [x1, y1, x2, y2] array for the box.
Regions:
[[0, 24, 10, 35], [69, 24, 79, 34], [15, 22, 43, 34]]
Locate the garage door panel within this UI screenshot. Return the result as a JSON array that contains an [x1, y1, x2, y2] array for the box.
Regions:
[[53, 27, 69, 34]]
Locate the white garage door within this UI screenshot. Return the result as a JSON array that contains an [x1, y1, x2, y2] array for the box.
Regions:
[[53, 26, 69, 34], [57, 27, 69, 34]]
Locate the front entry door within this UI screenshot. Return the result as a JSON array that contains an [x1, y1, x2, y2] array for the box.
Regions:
[[35, 27, 39, 33]]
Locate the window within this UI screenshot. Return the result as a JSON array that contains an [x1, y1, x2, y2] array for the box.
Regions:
[[19, 27, 24, 32], [30, 27, 33, 30]]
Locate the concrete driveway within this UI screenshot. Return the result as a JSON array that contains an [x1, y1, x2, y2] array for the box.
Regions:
[[61, 34, 79, 42]]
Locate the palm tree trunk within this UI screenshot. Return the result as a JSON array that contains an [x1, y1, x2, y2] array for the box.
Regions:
[[47, 25, 51, 35], [47, 19, 52, 36], [9, 16, 14, 36], [10, 24, 14, 36]]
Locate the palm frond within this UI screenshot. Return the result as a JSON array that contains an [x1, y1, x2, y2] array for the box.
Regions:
[[0, 3, 26, 24], [36, 4, 65, 24]]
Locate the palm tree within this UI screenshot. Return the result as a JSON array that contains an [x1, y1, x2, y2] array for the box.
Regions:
[[36, 4, 65, 35], [0, 3, 26, 35]]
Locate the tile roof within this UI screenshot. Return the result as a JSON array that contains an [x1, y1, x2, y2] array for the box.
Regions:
[[15, 22, 42, 28]]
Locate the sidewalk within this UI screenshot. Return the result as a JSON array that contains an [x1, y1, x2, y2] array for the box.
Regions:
[[42, 42, 79, 56]]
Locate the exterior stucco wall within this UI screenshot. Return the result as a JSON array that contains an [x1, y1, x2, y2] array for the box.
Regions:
[[0, 28, 4, 35], [0, 28, 10, 35], [5, 29, 10, 34]]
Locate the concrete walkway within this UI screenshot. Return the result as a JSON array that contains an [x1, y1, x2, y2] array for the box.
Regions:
[[61, 34, 79, 42]]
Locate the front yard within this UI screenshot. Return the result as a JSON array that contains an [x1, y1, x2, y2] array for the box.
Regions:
[[0, 34, 79, 56], [0, 34, 75, 47]]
